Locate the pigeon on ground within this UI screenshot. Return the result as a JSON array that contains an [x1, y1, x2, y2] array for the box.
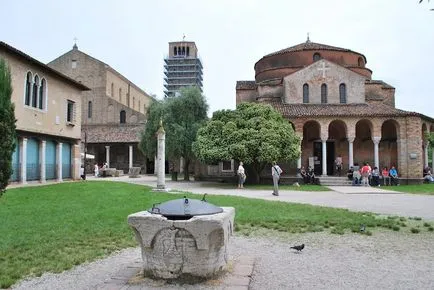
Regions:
[[290, 243, 305, 252], [360, 224, 366, 232]]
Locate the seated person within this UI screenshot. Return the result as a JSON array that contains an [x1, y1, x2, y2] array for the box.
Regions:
[[424, 168, 434, 183], [389, 166, 399, 186], [352, 169, 361, 186], [307, 166, 316, 184], [300, 166, 309, 184], [371, 166, 380, 186], [347, 166, 354, 181], [382, 167, 390, 186]]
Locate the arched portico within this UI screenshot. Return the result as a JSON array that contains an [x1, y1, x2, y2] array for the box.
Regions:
[[380, 119, 399, 171]]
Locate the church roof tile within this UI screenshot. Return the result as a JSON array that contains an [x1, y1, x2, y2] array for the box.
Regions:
[[264, 101, 419, 118]]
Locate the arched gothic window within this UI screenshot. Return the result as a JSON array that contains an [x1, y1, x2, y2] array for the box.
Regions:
[[120, 110, 126, 124], [88, 101, 93, 118], [119, 88, 122, 102], [39, 78, 46, 109], [303, 83, 309, 103], [25, 72, 32, 106], [339, 83, 347, 104], [32, 75, 39, 108], [111, 83, 114, 97], [313, 53, 321, 62], [321, 84, 328, 104]]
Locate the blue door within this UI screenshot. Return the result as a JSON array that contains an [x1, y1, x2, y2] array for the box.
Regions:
[[62, 143, 71, 178], [45, 140, 56, 180], [10, 138, 20, 182], [26, 138, 40, 181]]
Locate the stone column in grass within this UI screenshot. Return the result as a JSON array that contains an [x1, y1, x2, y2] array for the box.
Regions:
[[157, 119, 166, 189]]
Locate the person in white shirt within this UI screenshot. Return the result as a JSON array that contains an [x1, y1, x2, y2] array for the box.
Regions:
[[237, 162, 246, 189], [80, 165, 86, 180], [271, 161, 283, 196], [94, 163, 99, 177]]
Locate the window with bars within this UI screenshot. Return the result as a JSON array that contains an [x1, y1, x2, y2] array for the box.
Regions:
[[67, 100, 75, 123], [339, 83, 347, 104]]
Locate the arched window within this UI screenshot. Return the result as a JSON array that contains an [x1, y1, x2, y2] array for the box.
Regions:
[[138, 100, 141, 112], [111, 83, 114, 96], [182, 47, 185, 55], [313, 53, 321, 62], [178, 47, 181, 55], [186, 47, 190, 56], [25, 72, 32, 106], [39, 78, 46, 109], [174, 46, 177, 55], [32, 75, 39, 108], [119, 88, 122, 102], [88, 101, 92, 118], [303, 83, 309, 103], [321, 84, 328, 104], [133, 97, 135, 109], [120, 110, 126, 124], [358, 57, 364, 67], [339, 83, 347, 104]]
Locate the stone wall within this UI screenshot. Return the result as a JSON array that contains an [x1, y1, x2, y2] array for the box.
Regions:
[[283, 60, 365, 104]]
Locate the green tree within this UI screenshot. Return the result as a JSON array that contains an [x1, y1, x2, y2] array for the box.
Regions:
[[139, 87, 208, 180], [139, 99, 164, 162], [193, 102, 301, 183], [0, 58, 17, 197]]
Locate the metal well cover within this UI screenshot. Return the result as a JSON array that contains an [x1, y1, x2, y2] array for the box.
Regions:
[[148, 196, 223, 217]]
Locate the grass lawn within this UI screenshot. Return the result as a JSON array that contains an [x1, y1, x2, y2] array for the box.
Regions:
[[0, 181, 432, 288], [382, 184, 434, 195]]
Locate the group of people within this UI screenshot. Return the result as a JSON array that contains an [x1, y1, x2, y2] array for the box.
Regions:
[[300, 166, 317, 185], [347, 163, 399, 186], [237, 161, 283, 196]]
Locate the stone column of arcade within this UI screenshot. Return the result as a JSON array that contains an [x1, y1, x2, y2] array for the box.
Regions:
[[348, 136, 355, 168], [321, 138, 327, 176], [373, 136, 381, 169]]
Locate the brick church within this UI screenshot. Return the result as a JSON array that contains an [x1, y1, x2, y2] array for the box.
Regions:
[[236, 38, 434, 184]]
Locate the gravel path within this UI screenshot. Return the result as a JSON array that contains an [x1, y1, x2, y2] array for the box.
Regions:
[[12, 231, 434, 290]]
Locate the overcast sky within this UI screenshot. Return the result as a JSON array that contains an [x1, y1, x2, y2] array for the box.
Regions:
[[1, 0, 433, 117]]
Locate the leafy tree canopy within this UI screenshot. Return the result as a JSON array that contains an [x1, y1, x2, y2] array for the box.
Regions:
[[0, 58, 17, 196], [193, 102, 301, 180], [139, 87, 208, 179]]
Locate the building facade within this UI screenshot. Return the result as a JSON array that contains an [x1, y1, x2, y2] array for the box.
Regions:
[[48, 44, 154, 174], [235, 39, 434, 183], [164, 41, 203, 98], [1, 41, 89, 184]]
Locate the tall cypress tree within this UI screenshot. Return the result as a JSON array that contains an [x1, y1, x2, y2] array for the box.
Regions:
[[0, 58, 16, 196]]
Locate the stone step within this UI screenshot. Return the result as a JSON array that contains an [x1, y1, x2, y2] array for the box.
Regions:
[[318, 177, 352, 186]]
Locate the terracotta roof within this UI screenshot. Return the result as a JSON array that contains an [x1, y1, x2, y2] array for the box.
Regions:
[[82, 124, 144, 143], [264, 101, 419, 118], [0, 41, 90, 91], [263, 41, 367, 63], [236, 81, 257, 90]]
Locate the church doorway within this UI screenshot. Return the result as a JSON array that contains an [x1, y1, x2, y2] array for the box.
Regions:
[[313, 141, 335, 176]]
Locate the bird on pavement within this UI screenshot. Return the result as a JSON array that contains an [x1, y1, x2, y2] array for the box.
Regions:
[[290, 244, 305, 252]]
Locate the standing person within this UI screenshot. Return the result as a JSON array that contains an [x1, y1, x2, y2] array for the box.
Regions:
[[80, 165, 86, 180], [335, 155, 343, 176], [360, 162, 371, 186], [237, 162, 246, 189], [271, 161, 283, 196], [94, 163, 99, 177]]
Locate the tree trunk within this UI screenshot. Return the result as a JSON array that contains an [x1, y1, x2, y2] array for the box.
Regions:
[[183, 158, 190, 181]]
